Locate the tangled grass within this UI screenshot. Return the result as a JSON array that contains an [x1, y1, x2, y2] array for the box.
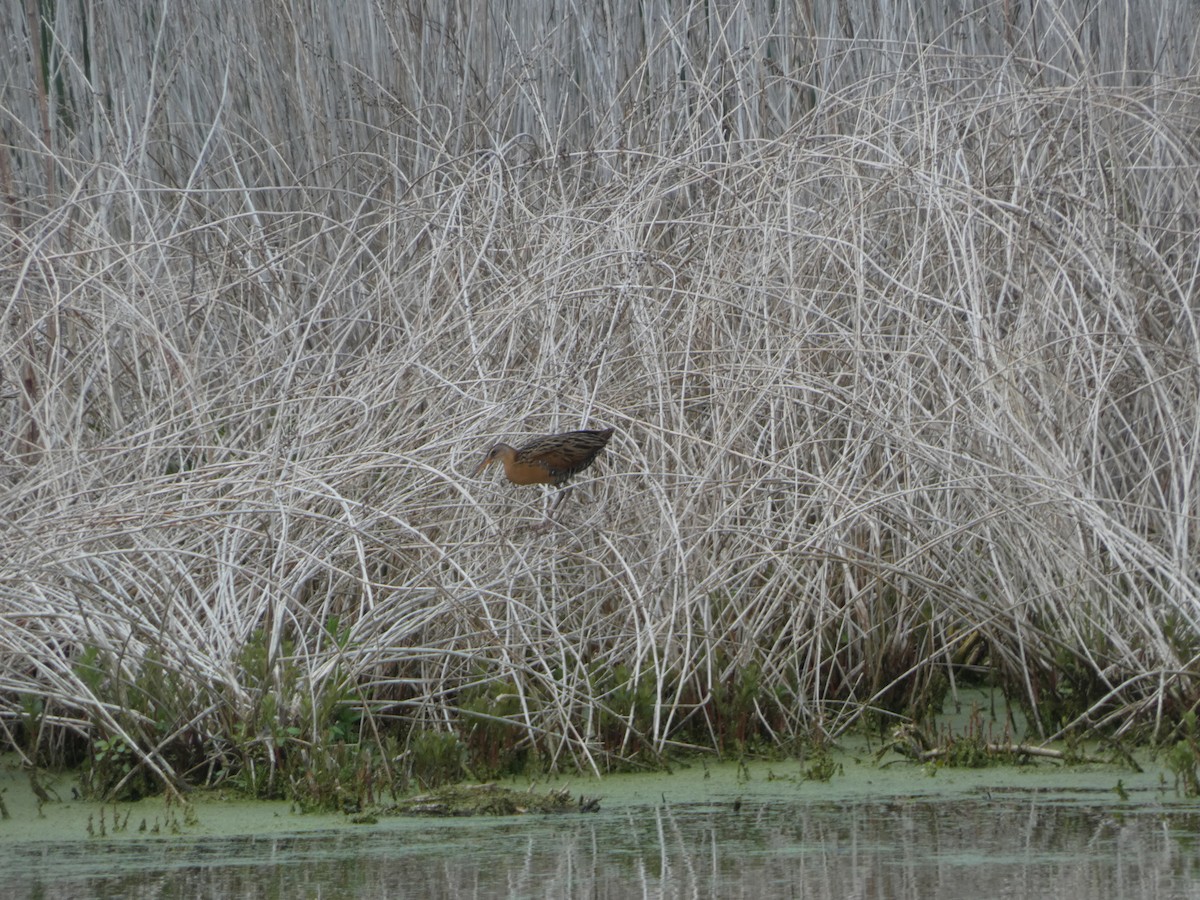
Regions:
[[2, 3, 1200, 800]]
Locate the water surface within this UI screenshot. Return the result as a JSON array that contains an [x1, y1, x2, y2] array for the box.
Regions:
[[6, 791, 1200, 899], [5, 738, 1200, 899]]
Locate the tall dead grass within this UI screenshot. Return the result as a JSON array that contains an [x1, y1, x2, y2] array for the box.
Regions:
[[2, 2, 1199, 793]]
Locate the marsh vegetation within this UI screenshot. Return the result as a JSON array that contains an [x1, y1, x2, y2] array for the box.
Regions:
[[2, 1, 1199, 803]]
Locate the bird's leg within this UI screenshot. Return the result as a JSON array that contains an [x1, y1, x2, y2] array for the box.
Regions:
[[546, 485, 574, 522], [530, 487, 567, 532]]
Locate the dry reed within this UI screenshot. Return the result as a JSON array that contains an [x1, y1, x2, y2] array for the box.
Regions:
[[1, 1, 1199, 792]]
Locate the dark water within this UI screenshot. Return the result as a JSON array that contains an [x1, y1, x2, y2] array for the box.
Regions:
[[6, 796, 1200, 899]]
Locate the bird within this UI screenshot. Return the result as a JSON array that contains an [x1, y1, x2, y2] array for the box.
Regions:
[[473, 427, 615, 517]]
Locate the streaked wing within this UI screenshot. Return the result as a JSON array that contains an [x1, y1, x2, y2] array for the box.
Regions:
[[515, 429, 613, 484]]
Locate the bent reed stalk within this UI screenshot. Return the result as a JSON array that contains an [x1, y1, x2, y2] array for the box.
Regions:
[[2, 3, 1200, 799]]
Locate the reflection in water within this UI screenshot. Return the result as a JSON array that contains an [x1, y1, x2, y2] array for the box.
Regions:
[[6, 798, 1200, 899]]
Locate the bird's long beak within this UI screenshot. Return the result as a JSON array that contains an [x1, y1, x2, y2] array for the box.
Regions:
[[472, 455, 494, 478]]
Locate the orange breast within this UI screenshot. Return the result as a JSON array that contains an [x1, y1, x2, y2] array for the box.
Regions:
[[501, 458, 557, 485]]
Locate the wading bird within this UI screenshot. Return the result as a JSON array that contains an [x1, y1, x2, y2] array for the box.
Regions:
[[473, 427, 615, 518]]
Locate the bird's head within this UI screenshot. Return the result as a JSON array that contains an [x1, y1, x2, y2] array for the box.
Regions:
[[472, 443, 514, 478]]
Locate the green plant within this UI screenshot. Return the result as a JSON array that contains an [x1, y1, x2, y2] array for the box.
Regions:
[[407, 730, 467, 790], [458, 678, 528, 776], [86, 734, 148, 800], [802, 745, 842, 782], [1166, 711, 1200, 798]]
